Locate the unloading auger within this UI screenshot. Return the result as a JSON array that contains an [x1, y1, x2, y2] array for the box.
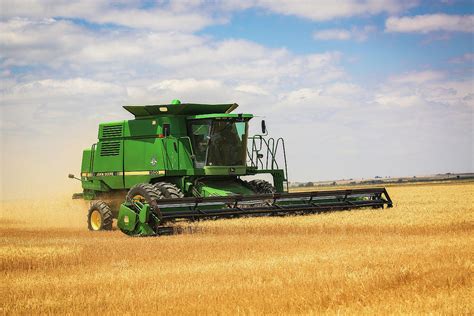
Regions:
[[70, 100, 393, 236]]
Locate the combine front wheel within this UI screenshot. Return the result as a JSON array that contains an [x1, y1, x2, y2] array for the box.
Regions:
[[123, 183, 163, 236], [126, 183, 163, 204], [87, 200, 113, 231], [247, 179, 276, 194], [153, 182, 184, 199]]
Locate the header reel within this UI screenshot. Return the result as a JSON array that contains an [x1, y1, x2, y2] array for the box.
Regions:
[[117, 187, 393, 236]]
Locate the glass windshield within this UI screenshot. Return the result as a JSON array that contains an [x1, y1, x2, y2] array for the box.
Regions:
[[188, 119, 248, 167], [189, 120, 211, 168]]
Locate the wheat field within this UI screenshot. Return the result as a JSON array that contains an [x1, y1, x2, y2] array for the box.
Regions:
[[1, 182, 473, 315]]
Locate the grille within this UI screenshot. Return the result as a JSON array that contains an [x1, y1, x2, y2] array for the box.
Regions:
[[101, 124, 123, 138], [100, 141, 121, 156]]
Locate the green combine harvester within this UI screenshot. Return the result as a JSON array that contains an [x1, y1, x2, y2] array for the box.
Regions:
[[70, 100, 392, 236]]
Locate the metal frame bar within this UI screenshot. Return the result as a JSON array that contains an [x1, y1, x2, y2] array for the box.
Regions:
[[148, 188, 393, 222]]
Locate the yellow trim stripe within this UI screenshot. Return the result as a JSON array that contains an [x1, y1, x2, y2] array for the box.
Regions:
[[81, 171, 165, 177], [124, 171, 150, 176]]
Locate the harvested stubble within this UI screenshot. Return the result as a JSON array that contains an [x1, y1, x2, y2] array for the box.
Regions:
[[1, 182, 473, 314]]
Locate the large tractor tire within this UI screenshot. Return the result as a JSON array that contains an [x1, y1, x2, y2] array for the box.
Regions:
[[126, 183, 163, 204], [122, 183, 164, 236], [88, 200, 113, 231], [153, 182, 184, 199], [247, 179, 276, 194]]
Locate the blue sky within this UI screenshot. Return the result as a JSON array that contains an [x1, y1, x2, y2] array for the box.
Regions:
[[0, 0, 473, 198], [201, 3, 473, 80]]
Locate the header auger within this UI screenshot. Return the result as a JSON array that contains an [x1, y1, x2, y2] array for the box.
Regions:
[[71, 100, 392, 236]]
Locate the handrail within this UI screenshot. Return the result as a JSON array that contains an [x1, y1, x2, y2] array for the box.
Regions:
[[247, 135, 289, 189], [275, 137, 288, 185]]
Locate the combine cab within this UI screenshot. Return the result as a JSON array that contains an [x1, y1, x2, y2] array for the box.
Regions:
[[71, 100, 392, 236]]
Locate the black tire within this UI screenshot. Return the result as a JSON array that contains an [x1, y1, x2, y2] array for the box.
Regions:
[[247, 179, 276, 194], [87, 200, 113, 231], [153, 182, 184, 199], [126, 183, 163, 204]]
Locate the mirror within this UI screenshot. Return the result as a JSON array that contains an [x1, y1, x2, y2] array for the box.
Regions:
[[68, 174, 75, 179], [261, 120, 267, 134]]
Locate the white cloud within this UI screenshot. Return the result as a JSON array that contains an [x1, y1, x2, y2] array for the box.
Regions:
[[277, 82, 366, 109], [149, 79, 223, 92], [375, 70, 473, 108], [386, 14, 474, 33], [0, 0, 216, 32], [0, 17, 346, 88], [92, 8, 214, 33], [390, 70, 444, 84], [374, 93, 427, 107], [324, 82, 364, 96], [8, 78, 125, 98], [254, 0, 417, 21], [235, 84, 269, 95], [449, 53, 474, 64], [0, 0, 418, 31], [313, 26, 376, 41]]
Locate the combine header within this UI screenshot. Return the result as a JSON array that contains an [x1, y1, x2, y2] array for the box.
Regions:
[[71, 100, 392, 236]]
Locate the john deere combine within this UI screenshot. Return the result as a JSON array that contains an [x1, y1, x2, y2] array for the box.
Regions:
[[70, 100, 392, 236]]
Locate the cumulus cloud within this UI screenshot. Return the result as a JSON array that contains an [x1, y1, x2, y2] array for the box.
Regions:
[[313, 26, 376, 41], [278, 85, 362, 109], [0, 17, 343, 86], [0, 15, 349, 130], [3, 78, 125, 101], [1, 0, 418, 31], [253, 0, 417, 21], [0, 0, 217, 32], [386, 14, 474, 33], [375, 70, 473, 108]]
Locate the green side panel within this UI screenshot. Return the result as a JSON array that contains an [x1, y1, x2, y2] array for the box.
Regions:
[[122, 116, 194, 188], [196, 179, 254, 197], [123, 137, 165, 187], [203, 166, 247, 176], [81, 149, 92, 173], [164, 138, 179, 170], [92, 140, 124, 189], [117, 203, 157, 236], [123, 115, 189, 138], [250, 169, 286, 193], [82, 180, 110, 192], [117, 204, 138, 231], [126, 118, 159, 138], [80, 149, 95, 192], [177, 137, 194, 171], [138, 204, 150, 224]]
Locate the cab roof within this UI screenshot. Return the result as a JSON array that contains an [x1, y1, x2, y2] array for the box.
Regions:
[[123, 103, 239, 118]]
